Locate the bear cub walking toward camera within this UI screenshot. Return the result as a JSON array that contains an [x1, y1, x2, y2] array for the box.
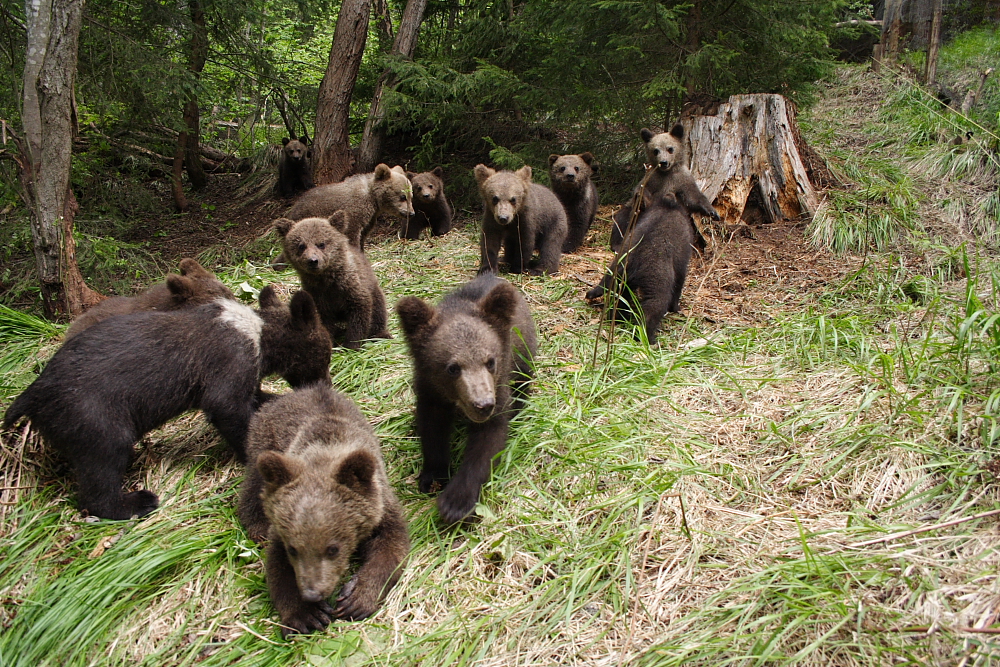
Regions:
[[396, 274, 538, 524], [401, 167, 453, 239], [475, 165, 567, 275], [588, 192, 693, 343], [274, 211, 390, 349], [549, 152, 598, 253], [278, 136, 314, 198], [238, 383, 410, 637], [65, 259, 233, 340], [3, 288, 332, 520]]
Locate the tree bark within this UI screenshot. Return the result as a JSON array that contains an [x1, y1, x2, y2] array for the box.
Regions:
[[680, 94, 819, 225], [21, 0, 101, 318], [924, 0, 942, 85], [312, 0, 372, 185], [182, 0, 208, 190]]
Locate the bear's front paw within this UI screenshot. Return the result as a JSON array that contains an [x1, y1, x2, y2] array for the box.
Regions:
[[333, 575, 379, 621], [417, 469, 447, 494], [710, 210, 721, 221], [280, 599, 335, 638], [437, 483, 479, 525], [585, 286, 604, 301], [123, 490, 159, 518], [527, 268, 545, 277]]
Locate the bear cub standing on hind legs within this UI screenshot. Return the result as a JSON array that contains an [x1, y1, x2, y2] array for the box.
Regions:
[[400, 167, 453, 239], [238, 383, 410, 637], [278, 136, 314, 199], [273, 210, 391, 349], [611, 125, 719, 251], [548, 152, 599, 253], [396, 274, 538, 524], [587, 191, 693, 344], [3, 288, 332, 520]]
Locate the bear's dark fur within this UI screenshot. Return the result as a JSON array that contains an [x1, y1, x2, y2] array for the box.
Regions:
[[400, 167, 453, 239], [3, 288, 332, 520], [287, 164, 413, 250], [238, 383, 410, 637], [548, 152, 599, 253], [474, 165, 568, 275], [587, 192, 693, 343], [611, 125, 718, 251], [273, 211, 390, 350], [278, 136, 314, 199], [396, 274, 538, 524], [65, 259, 234, 340]]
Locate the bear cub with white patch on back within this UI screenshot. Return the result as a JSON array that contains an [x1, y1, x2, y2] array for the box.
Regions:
[[396, 274, 538, 524], [273, 210, 390, 350], [475, 165, 568, 275], [238, 383, 410, 637], [3, 288, 332, 520], [548, 152, 599, 253], [278, 136, 314, 198], [401, 167, 453, 239]]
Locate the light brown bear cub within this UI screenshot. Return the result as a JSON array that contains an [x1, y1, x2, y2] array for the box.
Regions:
[[238, 383, 410, 637], [287, 163, 413, 250], [475, 165, 568, 275], [396, 274, 538, 524], [273, 211, 390, 350], [611, 125, 719, 251], [548, 152, 598, 253]]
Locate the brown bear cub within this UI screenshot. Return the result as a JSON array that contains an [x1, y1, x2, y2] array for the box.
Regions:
[[278, 136, 314, 198], [287, 163, 413, 250], [587, 192, 693, 343], [65, 259, 233, 340], [475, 165, 568, 275], [548, 152, 599, 253], [400, 167, 453, 239], [273, 210, 390, 350], [3, 288, 332, 520], [396, 274, 538, 524], [238, 383, 410, 637], [611, 125, 719, 251]]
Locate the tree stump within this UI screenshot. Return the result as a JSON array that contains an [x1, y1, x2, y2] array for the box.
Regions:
[[680, 94, 820, 227]]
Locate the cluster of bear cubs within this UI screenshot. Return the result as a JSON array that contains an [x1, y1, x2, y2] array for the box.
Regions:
[[4, 125, 718, 638]]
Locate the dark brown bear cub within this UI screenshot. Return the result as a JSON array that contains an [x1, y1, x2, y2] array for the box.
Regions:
[[278, 136, 314, 198], [3, 288, 331, 520], [238, 383, 410, 637], [401, 167, 453, 239], [587, 192, 693, 343], [548, 152, 599, 253], [65, 259, 233, 340], [274, 211, 390, 349], [396, 274, 538, 524]]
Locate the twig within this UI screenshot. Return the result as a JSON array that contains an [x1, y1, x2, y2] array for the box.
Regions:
[[872, 626, 1000, 635], [845, 507, 1000, 549]]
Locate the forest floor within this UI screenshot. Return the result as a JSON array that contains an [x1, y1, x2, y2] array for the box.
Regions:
[[2, 65, 1000, 666]]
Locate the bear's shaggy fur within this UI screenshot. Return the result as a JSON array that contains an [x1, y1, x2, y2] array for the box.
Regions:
[[273, 211, 390, 349], [587, 192, 693, 343], [611, 125, 719, 251], [65, 259, 234, 340], [278, 136, 314, 199], [400, 167, 453, 239], [474, 165, 568, 275], [238, 383, 410, 637], [287, 164, 413, 250], [548, 152, 599, 253], [3, 288, 332, 520], [396, 274, 538, 524]]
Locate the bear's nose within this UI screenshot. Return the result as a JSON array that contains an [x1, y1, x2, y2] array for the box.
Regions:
[[659, 160, 670, 168], [300, 588, 322, 603], [472, 397, 495, 411], [306, 257, 320, 269], [565, 173, 575, 181]]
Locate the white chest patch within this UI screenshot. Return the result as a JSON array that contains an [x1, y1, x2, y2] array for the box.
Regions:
[[215, 298, 263, 355]]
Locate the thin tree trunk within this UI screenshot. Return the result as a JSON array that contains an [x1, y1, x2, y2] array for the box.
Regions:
[[924, 0, 942, 85], [21, 0, 101, 318], [172, 130, 189, 212], [684, 0, 702, 96], [374, 0, 394, 52], [182, 0, 208, 190], [356, 0, 428, 173], [312, 0, 372, 185]]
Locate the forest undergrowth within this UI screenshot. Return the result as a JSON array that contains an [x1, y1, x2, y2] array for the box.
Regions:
[[1, 64, 1000, 665]]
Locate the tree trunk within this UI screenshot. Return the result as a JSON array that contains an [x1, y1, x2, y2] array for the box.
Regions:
[[680, 94, 820, 226], [924, 0, 942, 84], [21, 0, 101, 318], [182, 0, 208, 190], [374, 0, 394, 52], [355, 0, 427, 173], [312, 0, 372, 185]]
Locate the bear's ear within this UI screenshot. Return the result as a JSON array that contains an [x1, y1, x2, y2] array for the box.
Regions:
[[580, 152, 594, 166], [289, 291, 321, 330], [258, 285, 281, 310], [165, 274, 195, 301], [431, 166, 444, 179], [480, 281, 517, 332], [374, 163, 392, 181], [258, 451, 303, 488], [396, 297, 437, 340], [298, 135, 309, 144], [473, 164, 495, 186], [281, 137, 290, 146], [273, 218, 295, 238], [515, 165, 532, 183], [178, 258, 209, 277], [406, 171, 417, 181], [640, 128, 654, 143], [336, 450, 377, 496], [391, 165, 406, 176], [669, 124, 684, 140], [548, 154, 560, 166]]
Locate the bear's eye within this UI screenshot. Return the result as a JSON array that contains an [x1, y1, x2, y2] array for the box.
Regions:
[[574, 166, 579, 172], [667, 147, 674, 154], [286, 545, 299, 559], [399, 194, 407, 202], [559, 166, 566, 172], [297, 243, 306, 253], [447, 363, 461, 377], [325, 545, 339, 558], [317, 243, 326, 250], [653, 149, 660, 155], [510, 197, 516, 205], [486, 357, 496, 372], [492, 195, 500, 205]]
